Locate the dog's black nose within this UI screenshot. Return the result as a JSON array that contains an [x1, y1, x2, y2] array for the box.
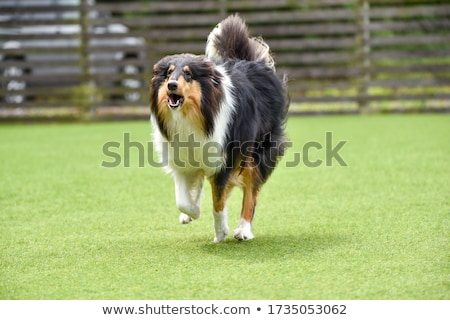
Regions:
[[167, 80, 178, 91]]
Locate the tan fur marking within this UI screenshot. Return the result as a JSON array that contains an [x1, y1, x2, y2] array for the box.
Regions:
[[210, 166, 262, 222], [239, 167, 259, 222], [210, 179, 233, 213], [176, 76, 205, 132], [156, 84, 172, 129]]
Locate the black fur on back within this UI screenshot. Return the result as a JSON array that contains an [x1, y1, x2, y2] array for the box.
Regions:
[[213, 59, 289, 190]]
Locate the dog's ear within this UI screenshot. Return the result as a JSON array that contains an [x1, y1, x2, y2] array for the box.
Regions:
[[152, 62, 162, 80], [152, 63, 159, 76], [152, 62, 164, 78], [152, 56, 171, 78]]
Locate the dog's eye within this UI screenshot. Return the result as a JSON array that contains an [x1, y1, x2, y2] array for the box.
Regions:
[[167, 69, 173, 77]]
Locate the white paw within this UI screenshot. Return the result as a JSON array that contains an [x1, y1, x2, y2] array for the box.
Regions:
[[233, 219, 254, 241], [214, 226, 229, 243], [213, 208, 229, 243], [179, 213, 192, 224]]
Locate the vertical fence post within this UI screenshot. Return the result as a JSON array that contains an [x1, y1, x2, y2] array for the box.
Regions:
[[356, 0, 371, 111], [79, 0, 96, 118]]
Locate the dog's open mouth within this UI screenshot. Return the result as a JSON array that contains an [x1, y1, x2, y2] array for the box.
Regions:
[[168, 94, 184, 109]]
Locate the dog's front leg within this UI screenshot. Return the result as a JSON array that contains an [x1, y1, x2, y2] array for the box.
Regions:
[[173, 171, 204, 224]]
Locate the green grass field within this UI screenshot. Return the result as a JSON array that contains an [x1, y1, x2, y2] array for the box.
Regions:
[[0, 115, 448, 300]]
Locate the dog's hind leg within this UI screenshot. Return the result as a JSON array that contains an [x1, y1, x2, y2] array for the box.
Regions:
[[173, 171, 204, 224], [234, 192, 257, 241], [210, 179, 233, 243], [234, 167, 259, 241]]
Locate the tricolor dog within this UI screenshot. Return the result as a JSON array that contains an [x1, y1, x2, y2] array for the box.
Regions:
[[149, 15, 289, 242]]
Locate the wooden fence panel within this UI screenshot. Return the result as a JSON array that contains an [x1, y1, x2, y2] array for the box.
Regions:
[[368, 0, 450, 110], [0, 0, 448, 119], [0, 2, 84, 110]]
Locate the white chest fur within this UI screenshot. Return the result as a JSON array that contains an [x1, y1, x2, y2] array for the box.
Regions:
[[151, 113, 225, 177]]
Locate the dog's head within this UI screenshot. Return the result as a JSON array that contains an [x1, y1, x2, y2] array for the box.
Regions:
[[150, 54, 223, 138]]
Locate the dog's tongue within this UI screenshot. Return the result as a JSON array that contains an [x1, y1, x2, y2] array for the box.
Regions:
[[168, 94, 177, 105]]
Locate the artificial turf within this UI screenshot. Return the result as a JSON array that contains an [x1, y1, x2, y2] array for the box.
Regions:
[[0, 115, 448, 299]]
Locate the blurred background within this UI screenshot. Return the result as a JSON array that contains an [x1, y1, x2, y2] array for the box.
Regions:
[[0, 0, 449, 121]]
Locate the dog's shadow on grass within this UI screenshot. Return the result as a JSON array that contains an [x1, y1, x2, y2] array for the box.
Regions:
[[200, 231, 348, 262]]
